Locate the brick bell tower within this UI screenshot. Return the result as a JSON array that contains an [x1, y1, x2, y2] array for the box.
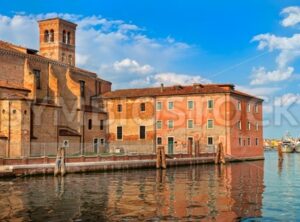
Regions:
[[38, 18, 77, 66]]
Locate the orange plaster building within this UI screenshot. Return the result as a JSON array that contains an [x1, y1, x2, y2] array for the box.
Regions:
[[103, 84, 264, 158]]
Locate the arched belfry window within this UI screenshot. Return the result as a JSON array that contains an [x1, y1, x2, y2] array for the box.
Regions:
[[50, 29, 54, 42], [63, 30, 67, 43], [44, 30, 49, 42], [67, 32, 71, 44]]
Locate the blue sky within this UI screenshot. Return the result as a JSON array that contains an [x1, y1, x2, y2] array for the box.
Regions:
[[1, 0, 300, 138]]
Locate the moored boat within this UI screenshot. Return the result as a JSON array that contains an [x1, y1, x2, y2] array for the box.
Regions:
[[281, 141, 294, 153], [294, 141, 300, 153]]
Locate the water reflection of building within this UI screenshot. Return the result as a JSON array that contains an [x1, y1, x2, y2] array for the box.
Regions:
[[0, 161, 264, 221], [106, 161, 264, 221]]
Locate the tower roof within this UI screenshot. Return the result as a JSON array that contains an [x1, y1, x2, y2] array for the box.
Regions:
[[38, 17, 77, 27]]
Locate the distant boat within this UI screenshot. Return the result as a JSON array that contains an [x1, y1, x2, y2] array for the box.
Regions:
[[295, 141, 300, 153], [281, 141, 294, 153]]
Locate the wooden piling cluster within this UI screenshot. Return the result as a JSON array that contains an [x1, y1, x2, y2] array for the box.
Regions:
[[156, 146, 166, 169], [215, 143, 226, 165], [54, 148, 66, 176]]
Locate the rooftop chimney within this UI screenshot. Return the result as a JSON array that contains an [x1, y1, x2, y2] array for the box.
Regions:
[[193, 83, 203, 89], [160, 83, 164, 92]]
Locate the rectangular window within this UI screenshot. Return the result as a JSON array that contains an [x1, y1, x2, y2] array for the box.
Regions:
[[238, 121, 242, 130], [79, 80, 85, 98], [168, 101, 174, 110], [117, 126, 122, 140], [140, 126, 146, 139], [247, 121, 251, 130], [117, 104, 122, 112], [248, 138, 251, 146], [256, 122, 259, 131], [239, 137, 242, 146], [157, 137, 162, 145], [168, 120, 174, 129], [100, 120, 104, 130], [33, 69, 41, 89], [247, 103, 251, 112], [255, 104, 259, 113], [188, 119, 194, 129], [140, 103, 146, 112], [208, 99, 214, 109], [156, 101, 162, 111], [207, 119, 214, 129], [238, 101, 241, 111], [100, 138, 105, 145], [255, 138, 259, 146], [88, 119, 92, 130], [208, 137, 214, 145], [188, 100, 194, 109], [156, 120, 162, 129]]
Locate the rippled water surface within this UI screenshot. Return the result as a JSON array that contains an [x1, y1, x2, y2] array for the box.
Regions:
[[0, 152, 299, 221]]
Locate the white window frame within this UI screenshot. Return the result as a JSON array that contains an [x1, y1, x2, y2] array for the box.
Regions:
[[239, 137, 242, 146], [238, 101, 241, 111], [168, 101, 174, 110], [255, 104, 259, 113], [156, 101, 162, 111], [238, 121, 242, 130], [156, 120, 162, 129], [168, 120, 174, 129], [207, 119, 214, 129], [247, 103, 251, 112], [256, 122, 259, 131], [187, 119, 194, 129], [187, 100, 194, 110], [207, 99, 214, 109], [207, 136, 214, 145], [247, 121, 251, 130]]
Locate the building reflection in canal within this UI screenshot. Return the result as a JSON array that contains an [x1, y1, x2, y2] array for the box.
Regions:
[[0, 161, 264, 221], [105, 161, 264, 221]]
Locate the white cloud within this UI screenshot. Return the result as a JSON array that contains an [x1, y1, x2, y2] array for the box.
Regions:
[[0, 13, 193, 88], [281, 6, 300, 27], [126, 71, 212, 88], [274, 93, 300, 106], [251, 32, 300, 85], [113, 58, 153, 74], [250, 66, 294, 85], [151, 72, 211, 86], [236, 85, 280, 97]]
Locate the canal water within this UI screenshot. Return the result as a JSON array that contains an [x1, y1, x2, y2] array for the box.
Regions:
[[0, 151, 299, 221]]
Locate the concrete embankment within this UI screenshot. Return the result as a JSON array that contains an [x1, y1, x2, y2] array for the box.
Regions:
[[0, 155, 264, 178]]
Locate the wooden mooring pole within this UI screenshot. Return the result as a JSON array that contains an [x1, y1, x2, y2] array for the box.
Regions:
[[54, 147, 67, 177], [156, 146, 166, 169], [215, 142, 226, 165], [278, 144, 283, 161]]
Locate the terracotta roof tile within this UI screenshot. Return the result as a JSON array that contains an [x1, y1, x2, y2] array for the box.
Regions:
[[102, 84, 263, 101]]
